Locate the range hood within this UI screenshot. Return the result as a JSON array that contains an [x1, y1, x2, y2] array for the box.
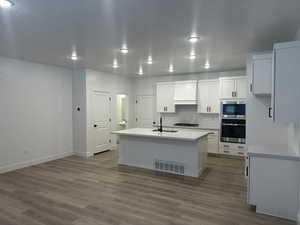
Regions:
[[173, 80, 197, 105]]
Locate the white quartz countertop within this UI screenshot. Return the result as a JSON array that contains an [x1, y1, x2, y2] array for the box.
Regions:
[[112, 128, 209, 141], [247, 145, 299, 161]]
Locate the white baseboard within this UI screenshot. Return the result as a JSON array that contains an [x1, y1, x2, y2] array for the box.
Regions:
[[0, 152, 74, 174], [297, 211, 300, 225], [74, 151, 93, 158]]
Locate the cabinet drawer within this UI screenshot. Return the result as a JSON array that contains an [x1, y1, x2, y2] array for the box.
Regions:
[[220, 143, 246, 152], [221, 148, 245, 156]]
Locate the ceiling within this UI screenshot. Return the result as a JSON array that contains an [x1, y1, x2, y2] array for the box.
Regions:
[[0, 0, 300, 76]]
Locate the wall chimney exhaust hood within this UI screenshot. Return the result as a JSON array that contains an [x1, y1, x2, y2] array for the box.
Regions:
[[174, 80, 197, 105]]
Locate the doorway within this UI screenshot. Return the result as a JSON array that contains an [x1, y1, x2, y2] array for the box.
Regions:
[[116, 94, 129, 130], [136, 95, 155, 128]]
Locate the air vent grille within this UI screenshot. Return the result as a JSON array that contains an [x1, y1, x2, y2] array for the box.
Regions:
[[154, 160, 185, 175]]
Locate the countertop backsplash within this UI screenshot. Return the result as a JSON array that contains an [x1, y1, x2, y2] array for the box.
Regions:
[[157, 105, 220, 130]]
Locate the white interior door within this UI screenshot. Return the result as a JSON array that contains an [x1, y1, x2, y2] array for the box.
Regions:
[[136, 95, 154, 128], [92, 91, 111, 154]]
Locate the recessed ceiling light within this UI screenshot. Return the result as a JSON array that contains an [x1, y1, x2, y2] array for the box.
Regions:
[[138, 65, 143, 75], [146, 55, 153, 65], [188, 36, 200, 43], [189, 51, 197, 60], [120, 45, 129, 54], [168, 64, 174, 73], [204, 61, 210, 69], [0, 0, 14, 8], [112, 59, 119, 69], [70, 54, 80, 61]]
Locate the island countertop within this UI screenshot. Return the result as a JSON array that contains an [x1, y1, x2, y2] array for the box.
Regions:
[[112, 128, 209, 141]]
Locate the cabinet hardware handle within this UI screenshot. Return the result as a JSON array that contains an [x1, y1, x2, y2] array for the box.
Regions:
[[94, 124, 97, 128], [238, 146, 244, 149], [232, 92, 234, 97], [250, 84, 253, 92], [238, 152, 244, 155], [246, 166, 248, 176], [224, 150, 230, 153], [268, 107, 272, 118]]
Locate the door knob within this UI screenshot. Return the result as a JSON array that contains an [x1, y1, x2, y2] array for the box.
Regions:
[[94, 124, 97, 128]]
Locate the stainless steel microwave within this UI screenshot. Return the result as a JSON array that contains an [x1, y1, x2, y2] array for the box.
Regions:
[[221, 101, 246, 119]]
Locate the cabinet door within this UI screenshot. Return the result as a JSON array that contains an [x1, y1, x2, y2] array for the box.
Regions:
[[207, 133, 219, 153], [220, 79, 235, 99], [197, 82, 209, 113], [174, 81, 197, 101], [156, 83, 175, 113], [207, 80, 220, 113], [252, 56, 272, 95], [236, 77, 247, 99], [273, 41, 300, 123]]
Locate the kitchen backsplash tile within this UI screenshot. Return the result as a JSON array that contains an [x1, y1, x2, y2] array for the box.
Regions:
[[156, 105, 219, 129]]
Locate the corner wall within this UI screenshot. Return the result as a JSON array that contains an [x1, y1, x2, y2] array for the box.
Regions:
[[72, 70, 87, 157], [85, 69, 135, 155]]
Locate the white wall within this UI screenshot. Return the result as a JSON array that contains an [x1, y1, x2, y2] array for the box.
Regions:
[[85, 69, 135, 155], [72, 70, 87, 156], [0, 57, 73, 173], [133, 70, 245, 129], [294, 28, 300, 223]]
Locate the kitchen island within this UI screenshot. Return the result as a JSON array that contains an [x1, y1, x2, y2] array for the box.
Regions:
[[112, 128, 209, 178]]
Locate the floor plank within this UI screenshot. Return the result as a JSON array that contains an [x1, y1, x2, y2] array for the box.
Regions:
[[0, 150, 295, 225]]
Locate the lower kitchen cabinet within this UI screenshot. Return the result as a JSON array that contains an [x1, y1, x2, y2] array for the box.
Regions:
[[203, 130, 219, 154], [247, 148, 299, 221], [219, 142, 246, 156]]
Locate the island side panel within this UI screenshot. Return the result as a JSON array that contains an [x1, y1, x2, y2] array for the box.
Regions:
[[198, 136, 208, 175], [118, 135, 204, 178]]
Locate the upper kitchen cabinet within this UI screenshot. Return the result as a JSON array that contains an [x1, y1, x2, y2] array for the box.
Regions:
[[197, 79, 220, 114], [156, 82, 175, 113], [251, 53, 272, 95], [174, 80, 197, 105], [220, 77, 247, 99], [272, 41, 300, 123]]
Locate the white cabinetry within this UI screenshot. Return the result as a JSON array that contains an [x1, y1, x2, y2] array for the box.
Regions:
[[207, 131, 219, 154], [174, 80, 197, 105], [251, 53, 272, 95], [272, 41, 300, 123], [220, 77, 247, 99], [220, 142, 246, 156], [156, 82, 175, 113], [197, 80, 220, 114], [247, 150, 299, 221]]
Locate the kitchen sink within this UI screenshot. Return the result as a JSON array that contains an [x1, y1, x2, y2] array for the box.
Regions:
[[152, 129, 178, 133]]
